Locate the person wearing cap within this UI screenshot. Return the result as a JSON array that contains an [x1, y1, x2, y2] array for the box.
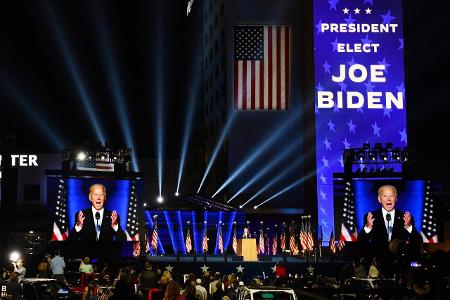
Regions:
[[194, 278, 207, 300]]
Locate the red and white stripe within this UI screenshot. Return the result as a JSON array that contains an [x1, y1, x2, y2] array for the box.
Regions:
[[52, 223, 68, 241], [234, 25, 290, 110], [420, 231, 438, 243], [340, 223, 357, 242], [232, 230, 238, 254]]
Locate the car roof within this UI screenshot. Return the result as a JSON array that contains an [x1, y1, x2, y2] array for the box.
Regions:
[[243, 286, 294, 291], [22, 278, 57, 283]]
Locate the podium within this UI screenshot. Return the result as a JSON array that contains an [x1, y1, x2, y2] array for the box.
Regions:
[[237, 238, 258, 261]]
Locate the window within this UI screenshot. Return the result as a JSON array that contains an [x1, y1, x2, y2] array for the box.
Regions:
[[24, 184, 40, 202]]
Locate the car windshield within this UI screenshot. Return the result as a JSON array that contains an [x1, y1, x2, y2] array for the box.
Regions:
[[253, 291, 294, 300]]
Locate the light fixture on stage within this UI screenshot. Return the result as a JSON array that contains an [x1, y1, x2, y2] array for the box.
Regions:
[[143, 202, 147, 207], [363, 143, 370, 150], [76, 152, 87, 161], [368, 151, 377, 161], [174, 192, 180, 197], [380, 151, 389, 161], [157, 196, 164, 203]]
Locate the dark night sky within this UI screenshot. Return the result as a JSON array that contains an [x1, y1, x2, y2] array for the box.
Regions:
[[0, 1, 449, 179]]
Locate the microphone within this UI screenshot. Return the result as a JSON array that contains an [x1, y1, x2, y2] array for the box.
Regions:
[[386, 213, 392, 241], [95, 212, 100, 220]]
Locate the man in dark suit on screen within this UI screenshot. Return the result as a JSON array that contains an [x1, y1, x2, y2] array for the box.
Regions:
[[68, 183, 126, 241], [358, 185, 420, 275]]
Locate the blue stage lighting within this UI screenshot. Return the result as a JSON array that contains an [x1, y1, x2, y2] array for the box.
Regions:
[[43, 4, 106, 145], [227, 139, 301, 203], [212, 113, 300, 198], [163, 211, 177, 254], [240, 159, 302, 208], [197, 111, 237, 193], [177, 211, 187, 254], [0, 76, 64, 150]]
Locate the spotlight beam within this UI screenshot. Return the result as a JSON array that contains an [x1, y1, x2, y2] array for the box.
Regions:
[[227, 139, 301, 203], [212, 113, 299, 198], [92, 4, 139, 171], [43, 4, 106, 144], [176, 62, 200, 194], [197, 111, 237, 193], [240, 158, 302, 208], [254, 177, 308, 208]]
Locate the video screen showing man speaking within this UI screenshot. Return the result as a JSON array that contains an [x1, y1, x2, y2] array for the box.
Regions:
[[50, 178, 142, 242]]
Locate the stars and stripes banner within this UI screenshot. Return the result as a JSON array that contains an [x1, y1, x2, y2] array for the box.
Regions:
[[306, 217, 315, 251], [272, 233, 278, 255], [280, 225, 286, 251], [232, 226, 238, 254], [185, 227, 193, 254], [75, 161, 114, 172], [258, 228, 265, 255], [217, 224, 224, 254], [314, 0, 408, 241], [234, 25, 290, 110], [299, 220, 307, 251], [420, 181, 438, 243], [340, 182, 358, 241], [52, 179, 69, 241], [151, 219, 159, 252], [125, 182, 139, 241], [289, 225, 299, 255], [329, 229, 336, 254], [202, 223, 208, 254]]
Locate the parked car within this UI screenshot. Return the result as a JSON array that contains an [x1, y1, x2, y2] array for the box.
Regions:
[[236, 286, 297, 300], [21, 278, 79, 300]]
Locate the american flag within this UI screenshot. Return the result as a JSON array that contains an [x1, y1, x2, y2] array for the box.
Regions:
[[329, 230, 336, 254], [420, 181, 438, 243], [232, 226, 238, 254], [132, 241, 140, 257], [272, 232, 278, 255], [125, 182, 139, 241], [151, 218, 158, 252], [202, 222, 208, 254], [265, 232, 270, 254], [185, 227, 193, 254], [217, 223, 224, 254], [52, 179, 69, 241], [306, 217, 314, 251], [340, 182, 357, 241], [299, 219, 307, 251], [234, 25, 290, 110], [75, 161, 114, 172], [289, 225, 298, 255], [258, 227, 265, 254], [280, 224, 286, 251]]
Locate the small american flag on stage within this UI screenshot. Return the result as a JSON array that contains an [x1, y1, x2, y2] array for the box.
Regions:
[[234, 25, 290, 110], [52, 179, 69, 241], [258, 226, 265, 254], [202, 224, 208, 254], [289, 225, 298, 255], [329, 229, 336, 254], [125, 183, 139, 241], [151, 219, 158, 251], [232, 226, 238, 254], [185, 227, 193, 254], [272, 232, 278, 255], [280, 224, 286, 251], [306, 217, 314, 251], [75, 161, 114, 172], [217, 224, 224, 254]]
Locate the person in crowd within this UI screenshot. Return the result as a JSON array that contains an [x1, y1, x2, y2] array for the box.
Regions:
[[159, 270, 173, 296], [195, 278, 207, 300], [211, 281, 225, 300], [1, 267, 11, 280], [51, 250, 66, 282], [37, 255, 52, 278], [113, 270, 136, 300], [68, 184, 126, 241], [181, 281, 197, 300], [209, 272, 223, 296], [163, 280, 185, 300], [368, 259, 380, 278], [12, 258, 26, 282], [83, 279, 99, 300], [79, 257, 94, 274], [354, 259, 367, 278], [139, 261, 159, 296], [6, 272, 22, 300]]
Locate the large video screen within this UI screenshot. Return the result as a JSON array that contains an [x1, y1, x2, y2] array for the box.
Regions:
[[48, 177, 144, 242], [334, 178, 440, 243]]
